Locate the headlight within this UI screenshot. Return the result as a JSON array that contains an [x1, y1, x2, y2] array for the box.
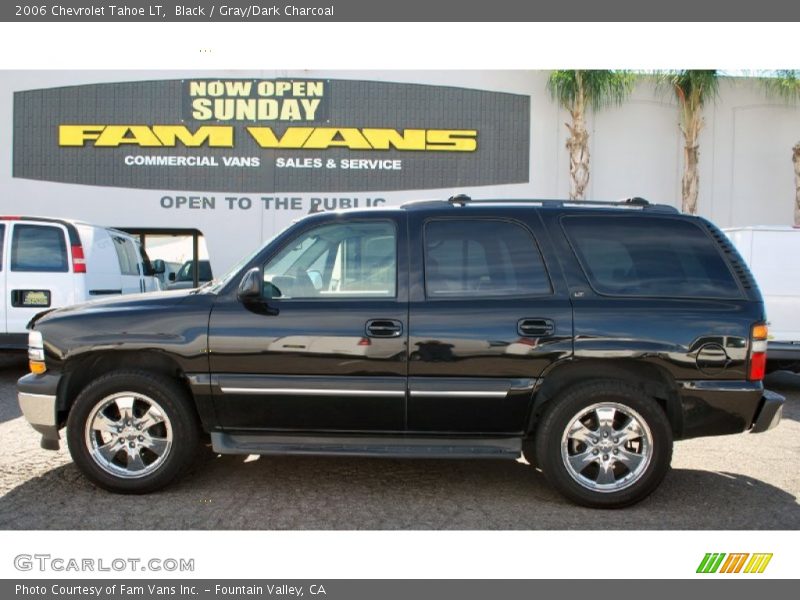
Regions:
[[28, 330, 46, 374]]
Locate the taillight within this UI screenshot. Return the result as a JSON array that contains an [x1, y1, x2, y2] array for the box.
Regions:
[[71, 244, 86, 273], [748, 323, 768, 381]]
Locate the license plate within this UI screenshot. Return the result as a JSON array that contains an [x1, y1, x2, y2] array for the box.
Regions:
[[12, 290, 51, 308]]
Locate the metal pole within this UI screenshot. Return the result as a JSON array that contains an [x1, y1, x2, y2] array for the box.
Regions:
[[192, 232, 199, 288]]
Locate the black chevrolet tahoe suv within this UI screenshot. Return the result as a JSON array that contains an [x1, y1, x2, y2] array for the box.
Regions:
[[17, 196, 785, 508]]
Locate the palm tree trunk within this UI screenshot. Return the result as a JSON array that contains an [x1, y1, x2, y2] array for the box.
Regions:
[[793, 141, 800, 226], [682, 142, 700, 215], [566, 109, 590, 200], [680, 104, 703, 215]]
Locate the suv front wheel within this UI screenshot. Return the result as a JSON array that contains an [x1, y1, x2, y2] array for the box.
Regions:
[[66, 370, 200, 494], [535, 380, 673, 508]]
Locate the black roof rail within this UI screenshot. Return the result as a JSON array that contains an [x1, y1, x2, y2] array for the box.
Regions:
[[427, 195, 679, 213], [448, 194, 472, 206]]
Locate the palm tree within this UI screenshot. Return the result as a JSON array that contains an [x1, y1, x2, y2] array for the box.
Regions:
[[658, 70, 720, 215], [547, 70, 635, 200], [761, 70, 800, 225]]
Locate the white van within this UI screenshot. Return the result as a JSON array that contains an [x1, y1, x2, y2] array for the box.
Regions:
[[724, 226, 800, 372], [1, 216, 162, 349]]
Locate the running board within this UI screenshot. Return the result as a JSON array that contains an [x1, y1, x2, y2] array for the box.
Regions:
[[211, 432, 522, 459]]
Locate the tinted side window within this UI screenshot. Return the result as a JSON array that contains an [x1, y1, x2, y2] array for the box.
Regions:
[[10, 224, 68, 272], [562, 216, 741, 298], [424, 219, 551, 298], [263, 221, 397, 299]]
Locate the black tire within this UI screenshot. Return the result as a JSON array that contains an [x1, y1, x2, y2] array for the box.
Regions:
[[66, 370, 200, 494], [534, 380, 672, 508]]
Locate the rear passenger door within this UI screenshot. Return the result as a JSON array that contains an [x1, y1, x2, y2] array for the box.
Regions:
[[6, 222, 73, 335], [407, 211, 573, 434]]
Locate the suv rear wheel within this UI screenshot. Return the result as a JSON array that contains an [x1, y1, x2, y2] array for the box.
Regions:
[[66, 370, 200, 494], [535, 380, 672, 508]]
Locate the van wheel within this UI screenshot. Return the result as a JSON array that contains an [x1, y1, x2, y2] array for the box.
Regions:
[[66, 370, 199, 494], [535, 380, 672, 508]]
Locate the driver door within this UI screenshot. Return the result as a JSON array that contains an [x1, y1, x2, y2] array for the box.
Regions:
[[208, 215, 408, 432]]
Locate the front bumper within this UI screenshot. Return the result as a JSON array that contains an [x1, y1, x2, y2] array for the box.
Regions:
[[677, 380, 784, 439], [17, 372, 63, 450]]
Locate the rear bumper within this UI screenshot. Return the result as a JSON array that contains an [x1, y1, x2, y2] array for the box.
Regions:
[[677, 380, 784, 439], [750, 389, 785, 434], [17, 372, 63, 449]]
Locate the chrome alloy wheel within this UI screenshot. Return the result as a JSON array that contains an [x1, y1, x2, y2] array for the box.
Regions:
[[84, 392, 173, 479], [560, 402, 653, 493]]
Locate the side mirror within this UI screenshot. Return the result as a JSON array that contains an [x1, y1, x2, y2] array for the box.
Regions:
[[237, 267, 262, 301], [168, 272, 176, 282], [152, 259, 166, 275]]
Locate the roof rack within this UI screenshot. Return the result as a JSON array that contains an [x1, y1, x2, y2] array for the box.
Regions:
[[435, 195, 679, 213]]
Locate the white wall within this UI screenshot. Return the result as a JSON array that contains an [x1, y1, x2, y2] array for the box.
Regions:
[[1, 70, 798, 274]]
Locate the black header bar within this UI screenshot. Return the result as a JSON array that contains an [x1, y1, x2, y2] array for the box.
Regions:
[[3, 0, 800, 22]]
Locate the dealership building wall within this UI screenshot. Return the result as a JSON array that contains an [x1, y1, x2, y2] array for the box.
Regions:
[[1, 70, 798, 274]]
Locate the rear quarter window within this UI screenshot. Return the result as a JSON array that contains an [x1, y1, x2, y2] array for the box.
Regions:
[[562, 215, 742, 299], [10, 224, 68, 272], [112, 236, 140, 276]]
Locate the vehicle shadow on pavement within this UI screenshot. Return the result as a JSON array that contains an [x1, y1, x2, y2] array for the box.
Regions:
[[0, 451, 797, 530]]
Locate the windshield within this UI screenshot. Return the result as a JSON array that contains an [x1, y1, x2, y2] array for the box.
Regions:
[[204, 234, 279, 294], [176, 260, 212, 282], [176, 261, 193, 281]]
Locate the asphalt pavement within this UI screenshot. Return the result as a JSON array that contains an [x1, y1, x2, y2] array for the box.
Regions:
[[0, 352, 798, 529]]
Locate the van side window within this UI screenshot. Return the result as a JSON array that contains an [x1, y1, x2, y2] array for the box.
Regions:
[[10, 224, 68, 272], [424, 219, 551, 298], [562, 216, 742, 298], [112, 237, 140, 276]]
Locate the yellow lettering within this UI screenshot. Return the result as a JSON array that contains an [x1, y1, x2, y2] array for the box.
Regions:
[[301, 99, 321, 120], [191, 98, 213, 120], [95, 126, 162, 147], [59, 125, 477, 151], [152, 125, 234, 148], [189, 81, 206, 96], [362, 129, 426, 150], [425, 129, 477, 152], [247, 127, 314, 148], [280, 100, 302, 121], [305, 81, 323, 96], [225, 81, 252, 96], [256, 100, 278, 120], [58, 125, 106, 146], [304, 128, 372, 150]]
